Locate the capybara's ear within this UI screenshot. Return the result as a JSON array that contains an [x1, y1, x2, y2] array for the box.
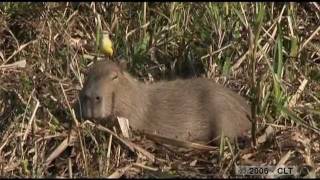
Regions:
[[118, 58, 128, 72]]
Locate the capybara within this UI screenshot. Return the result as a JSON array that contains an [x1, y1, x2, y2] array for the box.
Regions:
[[77, 60, 251, 144]]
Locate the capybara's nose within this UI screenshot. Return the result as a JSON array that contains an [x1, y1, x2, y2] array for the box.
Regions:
[[81, 99, 92, 120]]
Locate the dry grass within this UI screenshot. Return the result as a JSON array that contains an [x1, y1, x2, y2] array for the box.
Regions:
[[0, 2, 319, 178]]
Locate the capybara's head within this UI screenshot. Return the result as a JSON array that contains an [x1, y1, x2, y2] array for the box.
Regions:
[[78, 60, 130, 121]]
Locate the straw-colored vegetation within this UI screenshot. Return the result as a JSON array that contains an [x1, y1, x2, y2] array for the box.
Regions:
[[0, 2, 319, 178]]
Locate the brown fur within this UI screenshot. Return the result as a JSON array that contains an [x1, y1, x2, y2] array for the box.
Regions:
[[77, 61, 251, 144]]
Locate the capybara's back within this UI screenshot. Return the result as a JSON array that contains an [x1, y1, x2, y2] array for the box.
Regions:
[[142, 78, 251, 143]]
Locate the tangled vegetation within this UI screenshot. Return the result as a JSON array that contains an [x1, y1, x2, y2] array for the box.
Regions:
[[0, 2, 319, 178]]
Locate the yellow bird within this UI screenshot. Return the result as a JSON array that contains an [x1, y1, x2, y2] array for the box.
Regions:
[[100, 31, 114, 57]]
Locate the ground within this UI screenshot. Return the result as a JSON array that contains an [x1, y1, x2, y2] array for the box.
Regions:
[[0, 2, 319, 178]]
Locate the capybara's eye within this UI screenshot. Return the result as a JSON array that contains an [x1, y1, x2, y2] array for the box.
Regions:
[[95, 96, 101, 102], [111, 75, 118, 80]]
